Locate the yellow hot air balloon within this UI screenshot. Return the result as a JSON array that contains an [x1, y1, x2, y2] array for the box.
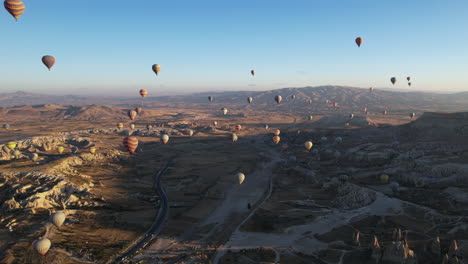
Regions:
[[273, 136, 280, 144], [4, 0, 25, 21], [6, 141, 16, 150], [274, 129, 280, 136], [305, 141, 313, 151], [237, 173, 245, 184], [380, 174, 389, 184], [57, 146, 64, 154], [152, 64, 162, 75], [89, 147, 96, 154], [116, 123, 124, 130]]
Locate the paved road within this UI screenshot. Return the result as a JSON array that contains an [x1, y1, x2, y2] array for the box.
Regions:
[[107, 157, 174, 264]]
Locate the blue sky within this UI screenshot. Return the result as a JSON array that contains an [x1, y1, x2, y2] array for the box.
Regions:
[[1, 0, 467, 96]]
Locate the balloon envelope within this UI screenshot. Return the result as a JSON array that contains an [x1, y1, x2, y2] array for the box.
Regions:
[[274, 129, 280, 136], [3, 124, 10, 129], [128, 110, 137, 120], [4, 0, 25, 21], [247, 97, 253, 104], [232, 133, 238, 142], [89, 147, 96, 154], [391, 77, 397, 85], [116, 123, 124, 130], [273, 136, 281, 144], [135, 107, 142, 114], [42, 55, 55, 71], [161, 134, 169, 144], [250, 70, 255, 76], [123, 136, 138, 155], [305, 141, 313, 151], [274, 95, 282, 104], [237, 173, 245, 184], [29, 153, 39, 161], [57, 147, 64, 154], [6, 141, 16, 150], [355, 37, 363, 47], [235, 124, 242, 131], [50, 212, 66, 228], [152, 64, 162, 75], [208, 96, 213, 102], [33, 237, 51, 256]]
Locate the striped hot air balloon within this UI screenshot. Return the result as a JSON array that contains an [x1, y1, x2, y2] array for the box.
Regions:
[[152, 64, 162, 75], [123, 136, 138, 155], [139, 89, 148, 98], [273, 135, 281, 144], [235, 124, 242, 131], [4, 0, 25, 21]]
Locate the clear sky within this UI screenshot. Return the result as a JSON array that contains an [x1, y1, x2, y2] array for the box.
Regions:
[[1, 0, 467, 96]]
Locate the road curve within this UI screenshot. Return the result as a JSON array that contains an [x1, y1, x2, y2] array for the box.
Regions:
[[107, 157, 174, 264]]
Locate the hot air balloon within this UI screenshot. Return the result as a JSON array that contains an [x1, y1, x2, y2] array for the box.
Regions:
[[116, 123, 124, 130], [308, 115, 313, 121], [4, 0, 25, 21], [135, 107, 142, 114], [325, 99, 330, 104], [89, 147, 96, 154], [391, 77, 396, 85], [408, 82, 412, 86], [57, 146, 64, 154], [213, 121, 218, 126], [369, 87, 374, 92], [130, 123, 136, 130], [50, 212, 66, 228], [305, 141, 313, 151], [307, 99, 312, 104], [6, 141, 16, 150], [380, 174, 389, 184], [273, 136, 281, 144], [42, 56, 55, 71], [188, 129, 194, 136], [235, 124, 242, 131], [335, 137, 343, 144], [208, 96, 213, 102], [363, 107, 367, 113], [71, 146, 78, 154], [332, 102, 338, 108], [3, 124, 10, 130], [237, 173, 245, 184], [139, 89, 148, 98], [221, 108, 228, 115], [274, 95, 282, 104], [123, 136, 138, 155], [274, 129, 280, 136], [250, 70, 255, 76], [409, 112, 415, 119], [247, 97, 253, 104], [291, 95, 296, 99], [161, 134, 169, 144], [146, 124, 152, 131], [29, 153, 39, 162], [383, 110, 388, 115], [407, 77, 411, 81], [355, 37, 363, 47], [232, 133, 238, 142], [152, 64, 162, 75], [264, 124, 269, 130], [349, 113, 354, 119], [33, 237, 51, 256], [128, 110, 137, 120]]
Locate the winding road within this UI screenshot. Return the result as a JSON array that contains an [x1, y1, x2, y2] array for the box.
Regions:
[[107, 157, 174, 264]]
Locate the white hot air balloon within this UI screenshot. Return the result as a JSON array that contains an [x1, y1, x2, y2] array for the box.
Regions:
[[161, 134, 170, 144], [232, 133, 238, 142], [33, 237, 51, 256], [188, 129, 194, 136], [237, 173, 245, 184], [50, 211, 66, 228]]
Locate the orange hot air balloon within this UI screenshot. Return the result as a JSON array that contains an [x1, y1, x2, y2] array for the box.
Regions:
[[135, 107, 142, 114], [128, 110, 137, 120], [123, 136, 138, 155], [355, 37, 363, 47], [4, 0, 25, 21], [273, 135, 281, 144], [274, 129, 280, 136], [116, 123, 124, 130], [42, 56, 55, 71], [235, 124, 242, 131], [139, 89, 148, 98]]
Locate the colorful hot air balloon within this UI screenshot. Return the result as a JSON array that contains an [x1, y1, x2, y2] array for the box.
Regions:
[[123, 136, 138, 155], [42, 56, 55, 71], [247, 97, 253, 104], [146, 124, 152, 131], [50, 212, 66, 228], [355, 37, 363, 47], [274, 95, 282, 104], [391, 77, 397, 85], [33, 237, 51, 256], [221, 108, 228, 115], [71, 146, 78, 154], [161, 134, 169, 144], [152, 64, 162, 75], [57, 146, 64, 154], [135, 107, 142, 114], [116, 123, 124, 130], [274, 129, 280, 136], [4, 0, 25, 21], [130, 123, 136, 130], [128, 110, 137, 120], [273, 135, 281, 144], [6, 141, 16, 150], [232, 133, 238, 142], [250, 70, 255, 76], [235, 124, 242, 131], [208, 96, 214, 102], [305, 141, 313, 151], [237, 173, 245, 184], [139, 89, 148, 98], [89, 147, 96, 154]]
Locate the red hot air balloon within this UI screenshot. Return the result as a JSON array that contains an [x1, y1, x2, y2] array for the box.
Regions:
[[128, 110, 137, 120], [139, 89, 148, 98], [123, 136, 138, 155], [332, 102, 338, 108], [42, 56, 55, 71], [355, 37, 363, 47]]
